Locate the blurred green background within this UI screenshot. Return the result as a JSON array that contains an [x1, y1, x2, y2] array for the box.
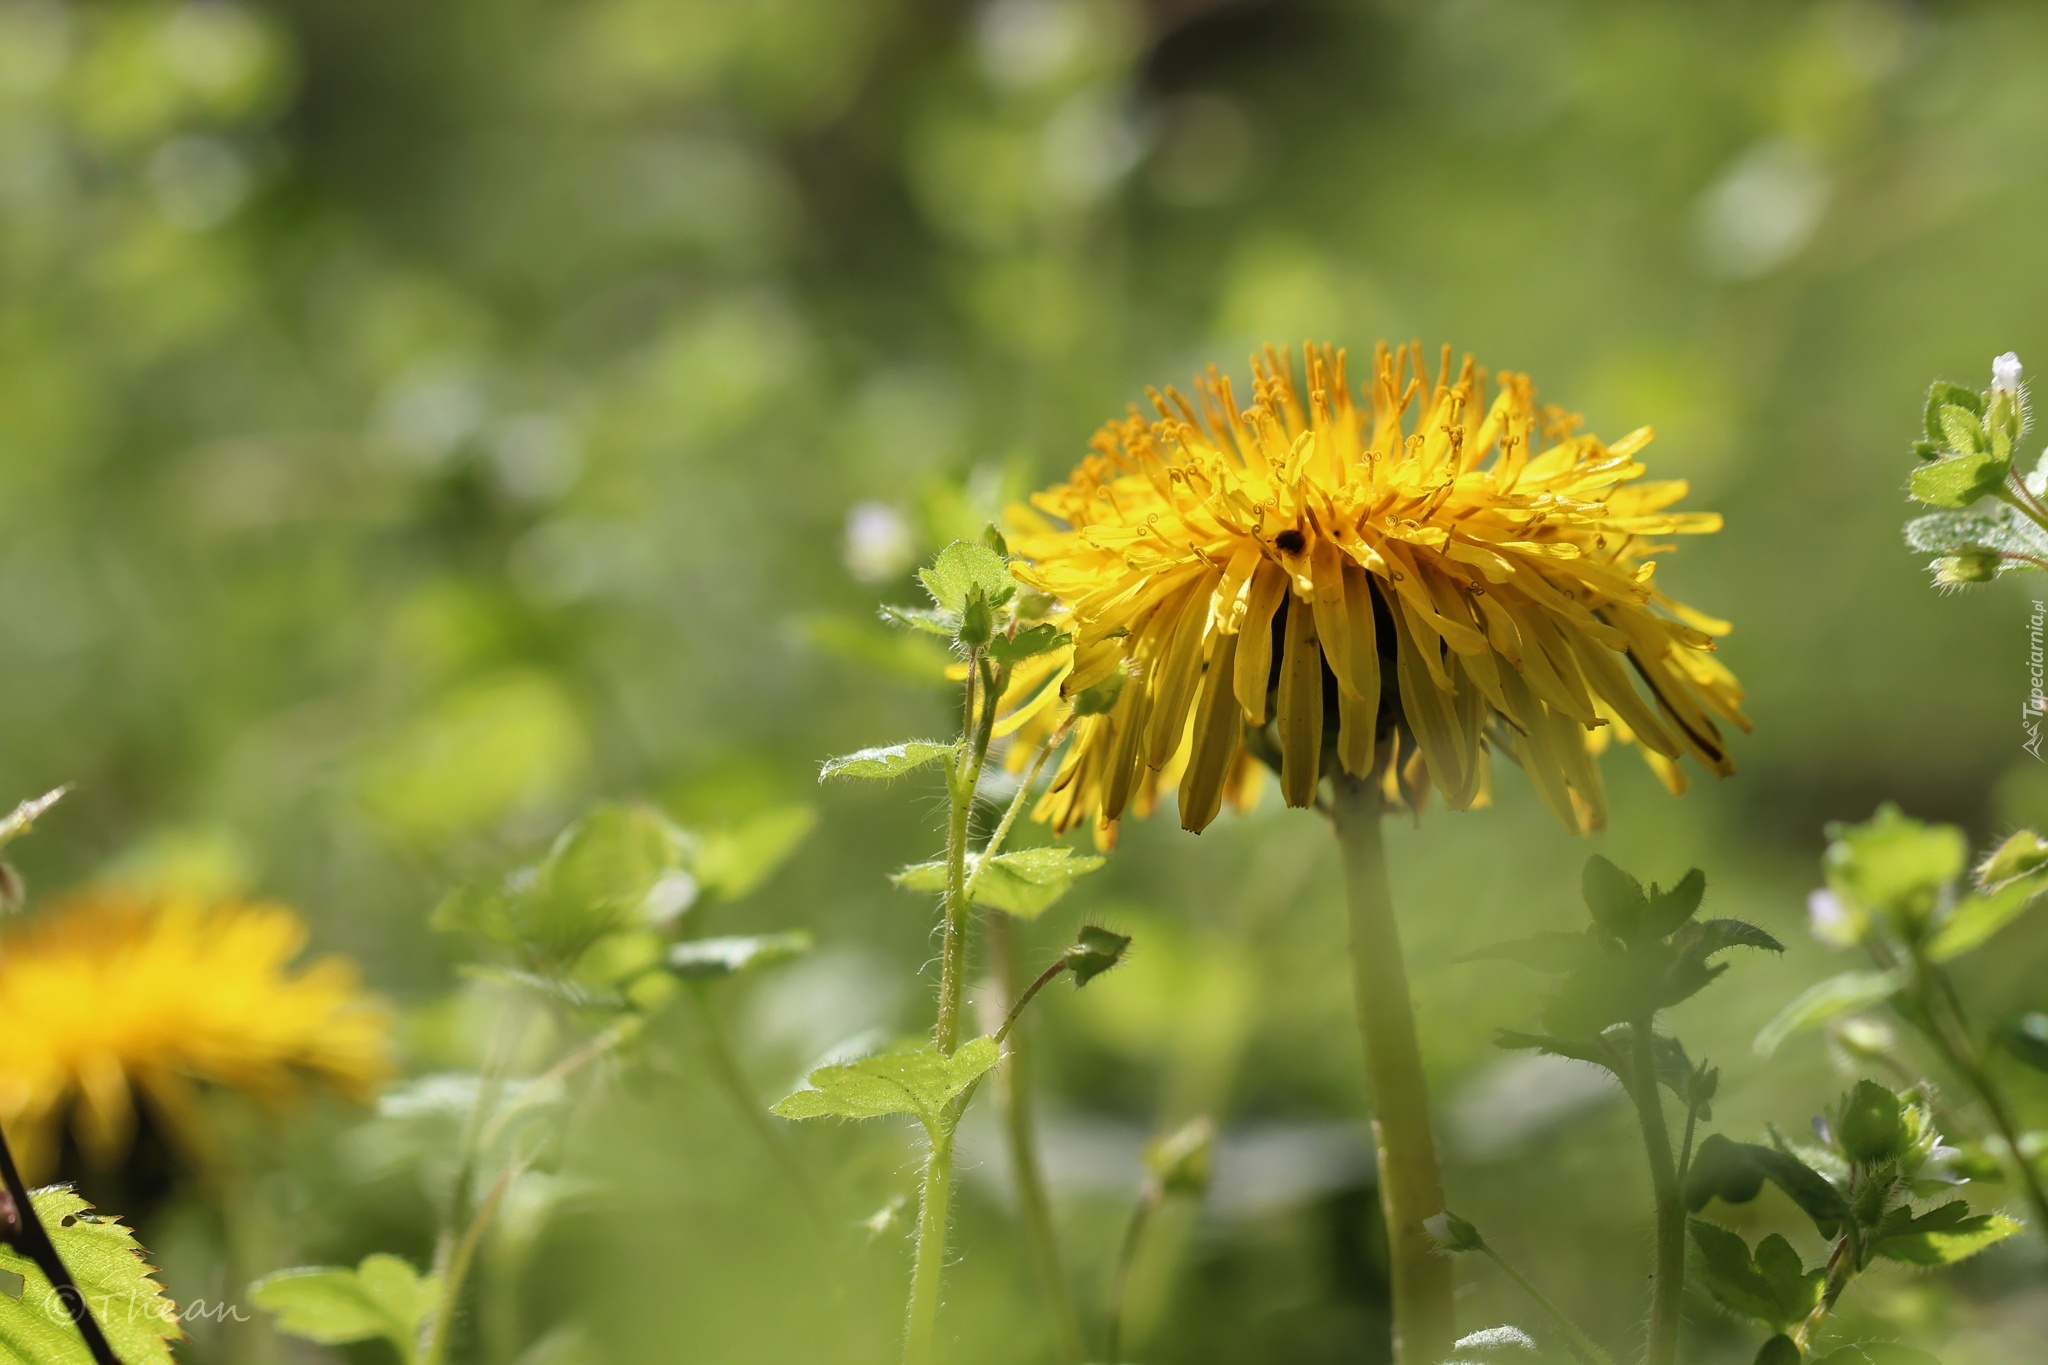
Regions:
[[6, 0, 2048, 1361]]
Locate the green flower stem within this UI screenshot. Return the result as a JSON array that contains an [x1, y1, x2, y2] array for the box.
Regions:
[[691, 986, 830, 1233], [990, 914, 1086, 1364], [1330, 774, 1455, 1365], [1475, 1244, 1615, 1365], [903, 1128, 957, 1365], [422, 1156, 528, 1365], [1789, 1227, 1858, 1354], [1628, 1018, 1685, 1365], [1906, 949, 2048, 1241], [905, 652, 1007, 1365], [1104, 1182, 1160, 1365]]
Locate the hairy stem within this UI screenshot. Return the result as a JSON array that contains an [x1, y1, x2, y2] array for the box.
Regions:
[[1789, 1232, 1856, 1353], [989, 916, 1085, 1363], [903, 1128, 956, 1365], [0, 1122, 122, 1365], [423, 1158, 528, 1365], [1629, 1020, 1685, 1365], [1477, 1245, 1616, 1365], [1330, 775, 1455, 1365]]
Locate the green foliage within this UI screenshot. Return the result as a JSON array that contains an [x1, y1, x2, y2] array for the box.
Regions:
[[1924, 381, 1985, 443], [667, 931, 812, 981], [1685, 1134, 1849, 1237], [1423, 1211, 1486, 1254], [1822, 806, 1966, 940], [0, 1189, 180, 1365], [1688, 1221, 1823, 1332], [1754, 1336, 1801, 1365], [1869, 1201, 2021, 1266], [1808, 1346, 1940, 1365], [1063, 924, 1131, 986], [818, 741, 957, 782], [1478, 857, 1778, 1038], [987, 622, 1069, 665], [431, 803, 694, 969], [1924, 871, 2048, 960], [772, 1037, 1002, 1138], [894, 845, 1106, 918], [1144, 1118, 1215, 1198], [1754, 972, 1903, 1057], [918, 540, 1016, 616], [251, 1253, 438, 1363], [1978, 829, 2048, 888], [689, 805, 816, 902], [1835, 1081, 1906, 1164]]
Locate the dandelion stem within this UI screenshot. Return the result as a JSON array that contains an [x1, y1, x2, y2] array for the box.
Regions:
[[989, 916, 1085, 1363], [0, 1121, 124, 1365], [1628, 1017, 1685, 1365], [1330, 774, 1455, 1365]]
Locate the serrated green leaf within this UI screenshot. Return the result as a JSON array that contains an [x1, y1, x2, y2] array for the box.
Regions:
[[918, 540, 1016, 614], [1064, 923, 1131, 985], [1685, 1135, 1848, 1237], [690, 804, 816, 902], [1926, 871, 2048, 962], [517, 804, 690, 962], [1641, 868, 1708, 938], [772, 1037, 1001, 1136], [1459, 931, 1595, 974], [667, 931, 813, 981], [1688, 1221, 1823, 1331], [252, 1252, 437, 1361], [1926, 380, 1984, 442], [894, 846, 1106, 918], [1911, 452, 2007, 507], [0, 1188, 181, 1365], [1754, 971, 1903, 1058], [1979, 828, 2048, 888], [819, 740, 956, 782], [1873, 1205, 2021, 1265]]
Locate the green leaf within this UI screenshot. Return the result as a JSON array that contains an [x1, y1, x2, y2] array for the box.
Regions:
[[1911, 452, 2007, 507], [1937, 402, 1987, 456], [1754, 971, 1903, 1058], [1581, 855, 1647, 937], [520, 804, 691, 961], [819, 740, 956, 782], [667, 931, 813, 981], [1824, 805, 1966, 936], [1064, 924, 1132, 986], [1660, 918, 1784, 1010], [918, 540, 1016, 614], [1926, 871, 2048, 961], [1872, 1203, 2021, 1265], [1925, 380, 1984, 442], [878, 603, 960, 636], [1423, 1211, 1486, 1253], [689, 804, 816, 902], [988, 622, 1069, 665], [0, 1188, 181, 1365], [1458, 931, 1596, 974], [1688, 1221, 1823, 1331], [1978, 828, 2048, 888], [1494, 1024, 1703, 1111], [772, 1037, 1001, 1136], [1685, 1135, 1849, 1237], [252, 1252, 437, 1362], [894, 846, 1107, 918], [1640, 868, 1708, 938], [1836, 1080, 1906, 1164]]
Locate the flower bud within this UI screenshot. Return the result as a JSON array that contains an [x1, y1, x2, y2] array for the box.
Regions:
[[1144, 1117, 1215, 1198], [1978, 828, 2048, 889], [1930, 549, 2001, 586]]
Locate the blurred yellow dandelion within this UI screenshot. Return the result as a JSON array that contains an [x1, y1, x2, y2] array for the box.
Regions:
[[0, 890, 391, 1178], [1003, 341, 1748, 841]]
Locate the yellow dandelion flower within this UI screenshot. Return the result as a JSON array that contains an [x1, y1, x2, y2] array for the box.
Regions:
[[1004, 341, 1748, 841], [0, 889, 391, 1179]]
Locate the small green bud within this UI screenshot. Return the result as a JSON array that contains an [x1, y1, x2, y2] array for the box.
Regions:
[[959, 591, 995, 647], [1064, 924, 1131, 986], [1754, 1335, 1800, 1365], [1930, 548, 2001, 585], [1423, 1210, 1485, 1253], [1978, 828, 2048, 889], [1836, 1080, 1907, 1165], [1070, 666, 1127, 717], [1145, 1117, 1215, 1198], [981, 523, 1009, 557]]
